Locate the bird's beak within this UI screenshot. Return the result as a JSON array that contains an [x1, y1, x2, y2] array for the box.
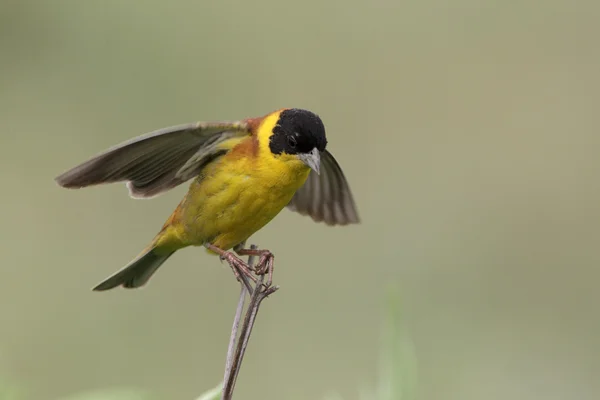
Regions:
[[297, 148, 321, 175]]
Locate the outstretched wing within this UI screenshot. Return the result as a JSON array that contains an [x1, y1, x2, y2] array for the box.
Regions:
[[287, 150, 360, 226], [55, 121, 250, 198]]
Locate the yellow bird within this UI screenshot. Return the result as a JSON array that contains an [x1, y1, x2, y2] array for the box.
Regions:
[[55, 108, 359, 291]]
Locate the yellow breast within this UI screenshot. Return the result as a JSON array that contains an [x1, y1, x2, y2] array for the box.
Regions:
[[165, 111, 310, 251]]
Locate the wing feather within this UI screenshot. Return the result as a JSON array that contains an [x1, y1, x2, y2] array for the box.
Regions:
[[287, 150, 359, 225], [55, 121, 249, 198]]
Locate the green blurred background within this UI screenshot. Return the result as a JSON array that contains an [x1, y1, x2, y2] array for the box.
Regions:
[[1, 0, 598, 399]]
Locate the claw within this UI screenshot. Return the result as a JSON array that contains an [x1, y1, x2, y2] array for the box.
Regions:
[[253, 251, 274, 287], [208, 244, 258, 284], [218, 244, 276, 288]]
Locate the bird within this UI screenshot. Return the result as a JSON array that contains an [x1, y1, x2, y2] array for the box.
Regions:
[[55, 108, 359, 291]]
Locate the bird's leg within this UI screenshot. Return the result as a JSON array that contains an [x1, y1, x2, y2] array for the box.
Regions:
[[234, 245, 275, 287], [205, 243, 258, 284]]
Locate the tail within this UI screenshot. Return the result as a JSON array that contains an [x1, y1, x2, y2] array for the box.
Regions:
[[93, 245, 174, 291]]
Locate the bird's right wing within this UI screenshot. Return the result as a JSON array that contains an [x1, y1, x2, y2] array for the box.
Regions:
[[55, 121, 251, 198], [286, 150, 359, 225]]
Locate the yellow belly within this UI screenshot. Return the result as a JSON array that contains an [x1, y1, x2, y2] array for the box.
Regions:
[[165, 153, 310, 251]]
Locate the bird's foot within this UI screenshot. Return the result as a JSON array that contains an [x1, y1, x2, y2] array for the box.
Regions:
[[235, 248, 275, 288], [221, 251, 258, 284], [205, 243, 258, 284]]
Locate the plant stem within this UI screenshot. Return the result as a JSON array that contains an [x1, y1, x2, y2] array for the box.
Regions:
[[221, 247, 256, 396], [221, 245, 278, 400]]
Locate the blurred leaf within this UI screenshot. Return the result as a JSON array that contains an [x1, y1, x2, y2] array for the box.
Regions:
[[0, 378, 23, 400], [59, 388, 154, 400], [375, 289, 418, 400], [195, 382, 222, 400], [322, 289, 418, 400], [322, 392, 344, 400], [358, 387, 376, 400]]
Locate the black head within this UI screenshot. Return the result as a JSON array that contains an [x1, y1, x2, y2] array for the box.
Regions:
[[269, 109, 327, 156]]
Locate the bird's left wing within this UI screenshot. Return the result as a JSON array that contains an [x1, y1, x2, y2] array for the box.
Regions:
[[55, 121, 250, 198], [286, 150, 360, 225]]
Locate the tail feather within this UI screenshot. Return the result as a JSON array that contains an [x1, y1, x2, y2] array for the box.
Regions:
[[93, 246, 174, 291]]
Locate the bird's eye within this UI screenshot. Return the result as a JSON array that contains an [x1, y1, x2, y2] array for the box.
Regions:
[[288, 136, 297, 148]]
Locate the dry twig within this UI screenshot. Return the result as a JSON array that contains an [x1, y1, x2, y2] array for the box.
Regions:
[[221, 244, 279, 400]]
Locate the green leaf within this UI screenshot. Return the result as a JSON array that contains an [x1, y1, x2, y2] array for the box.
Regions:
[[376, 290, 418, 400], [0, 380, 23, 400], [59, 388, 154, 400], [195, 382, 222, 400], [322, 392, 344, 400]]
